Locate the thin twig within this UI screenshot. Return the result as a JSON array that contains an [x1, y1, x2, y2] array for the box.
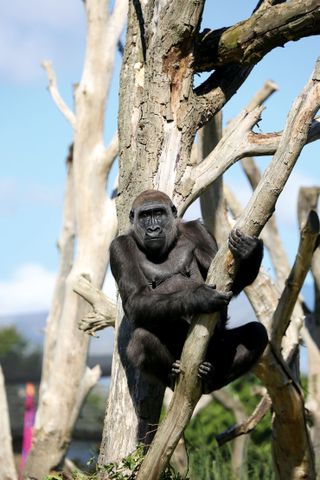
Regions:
[[42, 60, 76, 127], [216, 394, 272, 446]]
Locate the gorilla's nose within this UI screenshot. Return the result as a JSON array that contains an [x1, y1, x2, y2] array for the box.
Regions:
[[147, 225, 161, 235]]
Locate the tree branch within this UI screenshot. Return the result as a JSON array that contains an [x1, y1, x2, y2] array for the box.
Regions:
[[42, 61, 76, 127], [241, 157, 290, 284], [68, 364, 102, 432], [137, 56, 320, 480], [194, 0, 320, 72], [253, 0, 286, 15], [191, 64, 253, 128], [271, 210, 320, 348], [176, 112, 320, 215], [99, 133, 119, 177], [216, 394, 272, 446], [0, 366, 17, 480], [176, 105, 264, 213], [73, 274, 116, 335], [224, 79, 278, 137]]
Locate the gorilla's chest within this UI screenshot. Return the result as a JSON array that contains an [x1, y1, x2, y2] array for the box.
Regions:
[[138, 239, 203, 292]]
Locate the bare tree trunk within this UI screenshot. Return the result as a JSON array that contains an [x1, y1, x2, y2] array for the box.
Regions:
[[98, 0, 320, 474], [0, 366, 17, 480], [25, 2, 127, 478], [198, 113, 227, 244], [136, 60, 320, 480], [227, 163, 319, 479], [213, 389, 248, 479], [298, 187, 320, 468]]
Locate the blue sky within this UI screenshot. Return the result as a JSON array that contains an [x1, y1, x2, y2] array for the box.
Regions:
[[0, 0, 319, 316]]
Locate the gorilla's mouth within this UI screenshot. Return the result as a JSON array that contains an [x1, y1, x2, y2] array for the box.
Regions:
[[145, 236, 165, 241]]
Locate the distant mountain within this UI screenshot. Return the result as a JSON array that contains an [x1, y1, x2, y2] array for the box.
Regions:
[[0, 310, 115, 355], [0, 311, 46, 347], [0, 282, 315, 357]]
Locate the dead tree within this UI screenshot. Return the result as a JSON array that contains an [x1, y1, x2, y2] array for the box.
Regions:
[[0, 365, 17, 480], [215, 158, 320, 477], [298, 187, 320, 468], [25, 1, 127, 478], [136, 60, 320, 480], [96, 0, 320, 478]]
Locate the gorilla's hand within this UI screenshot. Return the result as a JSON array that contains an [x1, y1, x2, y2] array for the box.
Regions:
[[228, 228, 261, 261], [191, 284, 232, 314]]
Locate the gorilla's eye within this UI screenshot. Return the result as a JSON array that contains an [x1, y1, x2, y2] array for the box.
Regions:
[[155, 210, 164, 217]]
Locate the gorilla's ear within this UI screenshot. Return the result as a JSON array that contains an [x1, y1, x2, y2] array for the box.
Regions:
[[129, 209, 134, 224], [171, 205, 177, 218]]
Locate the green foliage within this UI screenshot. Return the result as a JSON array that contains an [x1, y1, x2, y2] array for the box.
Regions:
[[184, 374, 274, 479], [99, 445, 185, 479], [45, 445, 185, 480], [0, 326, 27, 357], [0, 325, 42, 381], [49, 373, 274, 479]]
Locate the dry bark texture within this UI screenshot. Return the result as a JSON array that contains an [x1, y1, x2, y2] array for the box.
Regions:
[[298, 187, 320, 468], [20, 0, 320, 477], [25, 1, 127, 478], [136, 61, 320, 480], [195, 0, 320, 71], [98, 0, 320, 476], [0, 366, 17, 480]]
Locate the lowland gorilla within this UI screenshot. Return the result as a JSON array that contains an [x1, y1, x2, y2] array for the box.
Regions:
[[110, 190, 268, 393]]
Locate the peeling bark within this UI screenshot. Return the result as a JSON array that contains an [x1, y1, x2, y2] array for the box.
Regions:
[[0, 366, 17, 480], [298, 187, 320, 468], [195, 0, 320, 71], [25, 1, 127, 478], [136, 59, 320, 480]]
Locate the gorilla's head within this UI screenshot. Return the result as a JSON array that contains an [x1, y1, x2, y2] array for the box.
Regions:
[[130, 190, 178, 257]]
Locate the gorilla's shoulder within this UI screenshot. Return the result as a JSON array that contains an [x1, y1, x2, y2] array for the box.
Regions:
[[180, 219, 208, 235], [110, 232, 136, 254], [179, 220, 216, 249]]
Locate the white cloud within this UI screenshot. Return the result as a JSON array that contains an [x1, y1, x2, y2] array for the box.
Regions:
[[0, 263, 56, 315]]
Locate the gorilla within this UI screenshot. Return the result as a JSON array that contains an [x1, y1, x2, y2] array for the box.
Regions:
[[110, 190, 268, 393]]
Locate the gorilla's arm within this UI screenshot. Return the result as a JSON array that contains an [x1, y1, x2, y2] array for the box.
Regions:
[[229, 229, 263, 295], [189, 222, 263, 296], [182, 221, 218, 279], [110, 234, 230, 328]]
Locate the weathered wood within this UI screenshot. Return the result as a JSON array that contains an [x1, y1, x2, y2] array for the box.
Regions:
[[241, 157, 291, 284], [216, 394, 272, 446], [298, 187, 320, 469], [198, 113, 227, 244], [74, 274, 116, 334], [271, 210, 320, 347], [136, 59, 320, 480], [39, 147, 75, 401], [100, 0, 320, 474], [25, 1, 127, 477], [0, 366, 17, 480], [176, 114, 320, 215], [195, 0, 320, 71]]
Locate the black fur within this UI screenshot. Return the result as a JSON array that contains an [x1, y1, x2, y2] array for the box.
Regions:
[[110, 190, 268, 392]]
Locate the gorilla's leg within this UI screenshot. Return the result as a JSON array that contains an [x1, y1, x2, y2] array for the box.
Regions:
[[127, 327, 175, 385], [202, 322, 268, 393]]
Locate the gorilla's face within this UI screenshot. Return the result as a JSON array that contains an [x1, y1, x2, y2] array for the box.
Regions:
[[130, 201, 178, 257]]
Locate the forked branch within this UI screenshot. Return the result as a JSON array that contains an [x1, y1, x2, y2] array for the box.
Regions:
[[137, 59, 320, 480], [73, 274, 116, 335], [42, 61, 76, 127]]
